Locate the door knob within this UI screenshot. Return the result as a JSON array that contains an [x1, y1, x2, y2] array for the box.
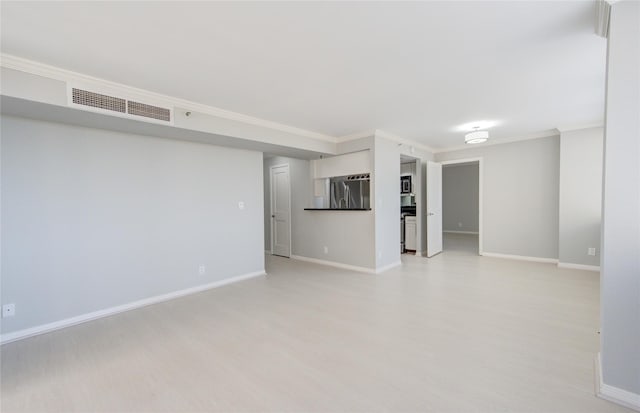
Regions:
[[271, 215, 275, 218], [428, 212, 435, 216]]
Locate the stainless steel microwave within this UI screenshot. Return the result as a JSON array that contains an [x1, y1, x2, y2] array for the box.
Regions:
[[401, 176, 412, 193]]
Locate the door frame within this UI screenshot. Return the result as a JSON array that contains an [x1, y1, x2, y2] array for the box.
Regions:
[[400, 156, 423, 255], [269, 163, 292, 257], [440, 157, 483, 255]]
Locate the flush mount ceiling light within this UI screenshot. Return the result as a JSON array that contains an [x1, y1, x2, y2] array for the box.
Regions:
[[465, 127, 489, 144]]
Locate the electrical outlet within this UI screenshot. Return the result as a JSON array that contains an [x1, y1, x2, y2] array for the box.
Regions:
[[238, 201, 245, 210], [2, 304, 15, 318], [198, 265, 206, 275], [323, 246, 329, 254], [458, 222, 463, 227], [377, 251, 382, 259], [588, 247, 596, 256]]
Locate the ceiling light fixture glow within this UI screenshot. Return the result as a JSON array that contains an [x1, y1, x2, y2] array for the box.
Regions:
[[455, 120, 500, 132], [465, 128, 489, 144]]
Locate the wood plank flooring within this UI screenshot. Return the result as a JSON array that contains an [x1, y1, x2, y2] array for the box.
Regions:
[[0, 239, 630, 412]]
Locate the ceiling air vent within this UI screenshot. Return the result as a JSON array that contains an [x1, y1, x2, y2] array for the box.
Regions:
[[72, 88, 126, 113], [127, 101, 171, 122]]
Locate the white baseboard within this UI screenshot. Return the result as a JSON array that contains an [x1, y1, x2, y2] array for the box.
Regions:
[[0, 270, 266, 345], [558, 262, 600, 272], [595, 353, 640, 411], [481, 251, 558, 264], [443, 230, 479, 235], [290, 255, 376, 274], [375, 261, 402, 274]]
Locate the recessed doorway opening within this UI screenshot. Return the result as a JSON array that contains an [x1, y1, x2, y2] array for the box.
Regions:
[[441, 158, 482, 255]]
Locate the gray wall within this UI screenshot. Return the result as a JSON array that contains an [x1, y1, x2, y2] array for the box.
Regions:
[[436, 136, 560, 259], [263, 155, 312, 254], [442, 163, 479, 233], [600, 0, 640, 395], [558, 128, 603, 266], [264, 146, 376, 269], [1, 115, 265, 335]]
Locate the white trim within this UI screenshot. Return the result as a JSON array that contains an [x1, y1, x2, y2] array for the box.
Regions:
[[433, 129, 559, 154], [336, 129, 436, 154], [439, 157, 483, 255], [374, 129, 436, 153], [0, 270, 266, 345], [290, 255, 376, 274], [443, 230, 479, 235], [417, 250, 429, 257], [556, 123, 604, 133], [0, 53, 335, 143], [336, 129, 377, 142], [375, 261, 402, 274], [595, 353, 640, 411], [269, 163, 291, 258], [557, 262, 601, 272], [481, 252, 559, 264]]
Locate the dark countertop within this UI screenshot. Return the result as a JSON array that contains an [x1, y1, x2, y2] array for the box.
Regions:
[[304, 208, 372, 211]]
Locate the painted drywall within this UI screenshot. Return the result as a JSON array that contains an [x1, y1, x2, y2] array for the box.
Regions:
[[265, 143, 376, 269], [263, 155, 312, 254], [442, 164, 479, 233], [1, 115, 265, 335], [436, 136, 560, 259], [600, 0, 640, 396], [374, 136, 401, 268], [558, 127, 603, 267], [0, 67, 336, 157]]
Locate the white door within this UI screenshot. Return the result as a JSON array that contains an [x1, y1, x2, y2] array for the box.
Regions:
[[426, 161, 443, 257], [270, 164, 291, 257]]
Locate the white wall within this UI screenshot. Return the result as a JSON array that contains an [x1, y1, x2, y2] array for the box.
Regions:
[[436, 136, 560, 259], [1, 115, 265, 335], [442, 164, 479, 233], [558, 127, 603, 267], [374, 136, 401, 268], [600, 0, 640, 397]]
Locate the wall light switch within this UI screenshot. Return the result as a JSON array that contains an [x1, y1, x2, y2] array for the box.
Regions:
[[2, 304, 15, 318], [238, 201, 245, 210], [588, 247, 597, 256]]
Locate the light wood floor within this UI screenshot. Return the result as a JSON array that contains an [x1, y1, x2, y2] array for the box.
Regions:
[[0, 247, 630, 412], [443, 232, 479, 254]]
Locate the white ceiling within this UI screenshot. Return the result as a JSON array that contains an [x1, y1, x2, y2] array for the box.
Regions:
[[1, 1, 606, 150]]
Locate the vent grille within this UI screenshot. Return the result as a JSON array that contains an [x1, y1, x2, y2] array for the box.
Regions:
[[128, 101, 171, 122], [72, 88, 126, 113]]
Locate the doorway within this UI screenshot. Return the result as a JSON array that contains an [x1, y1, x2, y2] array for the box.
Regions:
[[440, 158, 482, 255], [400, 155, 422, 255], [270, 164, 291, 257]]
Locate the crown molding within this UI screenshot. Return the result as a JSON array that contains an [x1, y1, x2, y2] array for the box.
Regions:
[[556, 123, 604, 133], [432, 129, 560, 154], [375, 129, 436, 153], [336, 129, 377, 143], [337, 129, 436, 154], [0, 53, 337, 143]]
